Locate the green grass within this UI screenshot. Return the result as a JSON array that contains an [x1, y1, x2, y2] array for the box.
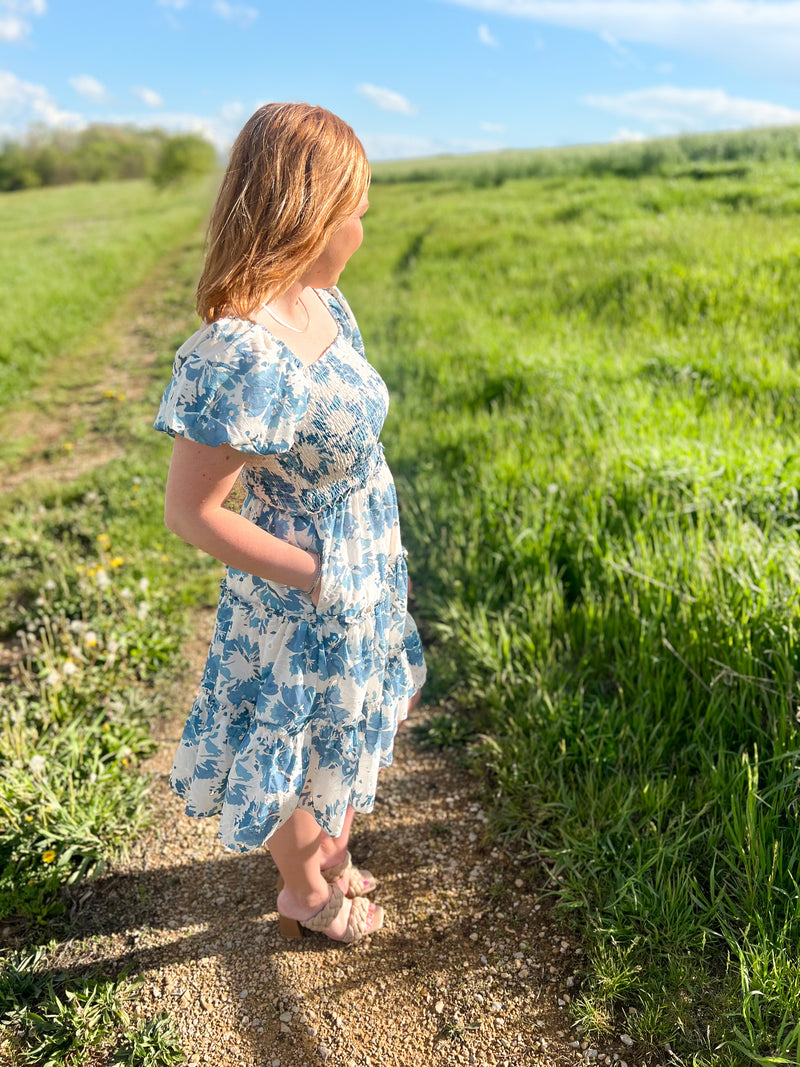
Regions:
[[344, 158, 800, 1063], [0, 177, 216, 404], [0, 188, 219, 1064]]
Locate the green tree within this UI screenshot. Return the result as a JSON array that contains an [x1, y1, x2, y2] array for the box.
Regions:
[[152, 134, 217, 187]]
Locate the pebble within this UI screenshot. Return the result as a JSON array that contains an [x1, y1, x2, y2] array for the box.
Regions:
[[279, 1012, 292, 1023], [620, 1034, 634, 1047], [317, 1045, 330, 1062]]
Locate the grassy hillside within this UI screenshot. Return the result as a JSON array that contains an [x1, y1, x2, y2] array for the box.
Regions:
[[0, 177, 215, 405], [347, 156, 800, 1063]]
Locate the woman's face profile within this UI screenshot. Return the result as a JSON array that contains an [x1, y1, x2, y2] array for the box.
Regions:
[[303, 192, 370, 288]]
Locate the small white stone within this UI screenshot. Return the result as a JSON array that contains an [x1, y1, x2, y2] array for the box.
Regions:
[[279, 1011, 292, 1023], [239, 990, 249, 1000], [620, 1035, 634, 1047], [491, 1001, 502, 1013], [435, 1000, 444, 1014]]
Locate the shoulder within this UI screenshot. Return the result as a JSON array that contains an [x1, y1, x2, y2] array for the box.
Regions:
[[174, 317, 283, 372]]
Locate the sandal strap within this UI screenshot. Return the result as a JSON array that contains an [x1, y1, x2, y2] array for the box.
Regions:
[[320, 850, 352, 884], [300, 885, 346, 933], [344, 897, 379, 942]]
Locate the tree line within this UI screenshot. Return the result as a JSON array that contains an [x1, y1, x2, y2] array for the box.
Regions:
[[0, 124, 217, 192]]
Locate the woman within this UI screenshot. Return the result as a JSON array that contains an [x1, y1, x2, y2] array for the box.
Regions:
[[154, 103, 426, 944]]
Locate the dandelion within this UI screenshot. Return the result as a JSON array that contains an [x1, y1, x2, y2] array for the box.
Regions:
[[41, 850, 56, 864], [63, 442, 73, 453], [97, 533, 110, 545], [109, 557, 124, 568], [84, 631, 99, 647], [94, 568, 111, 590], [61, 659, 79, 677], [29, 754, 46, 775]]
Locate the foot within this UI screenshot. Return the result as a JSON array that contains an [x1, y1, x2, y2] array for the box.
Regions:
[[320, 850, 377, 898], [278, 885, 383, 942]]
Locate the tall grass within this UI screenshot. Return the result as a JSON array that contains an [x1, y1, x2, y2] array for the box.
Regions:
[[371, 125, 800, 187], [346, 158, 800, 1062]]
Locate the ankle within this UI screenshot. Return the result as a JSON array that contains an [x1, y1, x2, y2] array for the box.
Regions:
[[277, 882, 329, 920], [318, 842, 348, 872]]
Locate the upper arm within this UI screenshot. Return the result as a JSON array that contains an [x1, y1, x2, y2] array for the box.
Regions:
[[164, 434, 245, 533]]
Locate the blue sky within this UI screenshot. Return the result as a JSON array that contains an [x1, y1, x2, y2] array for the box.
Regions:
[[2, 0, 800, 159]]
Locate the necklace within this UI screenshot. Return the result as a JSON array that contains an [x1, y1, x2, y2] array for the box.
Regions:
[[262, 295, 310, 333]]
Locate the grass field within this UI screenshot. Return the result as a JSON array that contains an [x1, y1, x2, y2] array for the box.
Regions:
[[353, 153, 800, 1063], [2, 141, 800, 1064]]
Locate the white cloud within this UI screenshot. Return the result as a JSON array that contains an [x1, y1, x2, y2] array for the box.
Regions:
[[212, 0, 258, 26], [613, 127, 648, 142], [220, 100, 244, 122], [357, 83, 418, 116], [0, 0, 46, 41], [480, 120, 505, 132], [0, 70, 82, 137], [157, 0, 189, 7], [69, 74, 107, 103], [478, 22, 498, 45], [133, 86, 163, 108], [440, 1, 800, 75], [359, 132, 504, 160], [584, 85, 800, 133]]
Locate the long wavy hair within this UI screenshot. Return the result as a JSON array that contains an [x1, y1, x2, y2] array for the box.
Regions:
[[196, 103, 370, 322]]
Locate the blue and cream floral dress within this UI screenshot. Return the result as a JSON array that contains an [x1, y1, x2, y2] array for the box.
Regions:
[[154, 287, 426, 851]]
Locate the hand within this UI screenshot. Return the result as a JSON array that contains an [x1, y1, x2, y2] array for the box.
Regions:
[[309, 552, 322, 608]]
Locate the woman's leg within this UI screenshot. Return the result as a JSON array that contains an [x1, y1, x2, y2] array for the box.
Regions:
[[270, 808, 376, 940], [318, 804, 355, 870]]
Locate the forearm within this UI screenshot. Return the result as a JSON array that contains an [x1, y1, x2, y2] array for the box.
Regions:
[[166, 504, 318, 591]]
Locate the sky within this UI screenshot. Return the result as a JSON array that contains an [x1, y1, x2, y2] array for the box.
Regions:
[[2, 0, 800, 160]]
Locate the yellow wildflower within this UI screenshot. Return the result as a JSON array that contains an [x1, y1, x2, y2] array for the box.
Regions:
[[109, 557, 124, 568], [42, 850, 56, 864], [97, 533, 110, 545]]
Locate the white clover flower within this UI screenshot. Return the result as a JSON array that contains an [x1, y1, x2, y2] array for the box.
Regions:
[[29, 754, 46, 775], [138, 577, 150, 593], [61, 659, 79, 677], [94, 568, 111, 590], [44, 670, 61, 686], [137, 601, 150, 621], [106, 638, 120, 654], [69, 620, 87, 633], [34, 596, 45, 607], [119, 587, 133, 600], [43, 579, 57, 592]]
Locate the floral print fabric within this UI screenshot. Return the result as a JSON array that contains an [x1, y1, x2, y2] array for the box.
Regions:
[[154, 287, 426, 850]]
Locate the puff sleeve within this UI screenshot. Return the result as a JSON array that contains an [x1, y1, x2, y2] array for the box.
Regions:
[[154, 320, 309, 454]]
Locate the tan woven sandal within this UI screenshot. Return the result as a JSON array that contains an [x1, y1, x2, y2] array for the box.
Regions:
[[321, 850, 377, 899], [278, 884, 384, 943], [276, 850, 377, 900]]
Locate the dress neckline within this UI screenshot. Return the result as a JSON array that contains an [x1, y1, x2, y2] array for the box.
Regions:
[[252, 287, 341, 372]]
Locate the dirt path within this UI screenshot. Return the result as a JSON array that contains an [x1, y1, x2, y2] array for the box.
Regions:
[[58, 609, 602, 1067]]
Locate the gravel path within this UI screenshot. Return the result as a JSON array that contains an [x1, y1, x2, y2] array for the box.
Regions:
[[53, 611, 643, 1067]]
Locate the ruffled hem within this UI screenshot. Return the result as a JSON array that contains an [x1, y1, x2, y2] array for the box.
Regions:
[[169, 584, 426, 850]]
